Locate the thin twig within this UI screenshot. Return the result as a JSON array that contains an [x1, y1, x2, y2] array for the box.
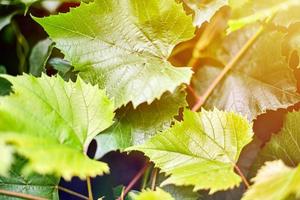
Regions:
[[117, 164, 149, 200], [191, 26, 264, 111], [151, 168, 158, 191], [234, 165, 250, 188], [86, 176, 93, 200], [0, 189, 47, 200], [57, 186, 89, 200]]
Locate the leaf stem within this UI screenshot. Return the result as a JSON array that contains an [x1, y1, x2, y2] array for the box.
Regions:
[[192, 26, 264, 111], [86, 176, 93, 200], [0, 189, 47, 200], [117, 164, 149, 200], [57, 186, 89, 200], [234, 164, 250, 188], [151, 168, 158, 191]]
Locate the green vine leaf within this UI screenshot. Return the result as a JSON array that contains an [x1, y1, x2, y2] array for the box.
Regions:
[[34, 0, 194, 108], [94, 87, 187, 158], [252, 111, 300, 174], [128, 109, 253, 193], [193, 29, 300, 120], [0, 74, 114, 180], [243, 160, 300, 200], [0, 158, 59, 200], [132, 188, 174, 200]]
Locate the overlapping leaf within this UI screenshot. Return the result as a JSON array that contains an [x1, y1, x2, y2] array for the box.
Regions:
[[193, 29, 300, 120], [34, 0, 194, 108], [94, 87, 187, 158], [128, 109, 253, 193], [0, 158, 59, 200], [0, 74, 114, 180], [252, 111, 300, 173], [243, 160, 300, 200]]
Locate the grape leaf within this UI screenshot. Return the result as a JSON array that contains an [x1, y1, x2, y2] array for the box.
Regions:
[[128, 109, 253, 193], [0, 74, 114, 180], [179, 0, 227, 27], [228, 0, 300, 32], [252, 111, 300, 174], [94, 87, 187, 158], [132, 188, 174, 200], [192, 29, 300, 120], [243, 160, 300, 200], [34, 0, 194, 108], [0, 158, 59, 200]]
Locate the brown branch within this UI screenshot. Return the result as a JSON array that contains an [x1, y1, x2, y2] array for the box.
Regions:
[[57, 186, 89, 200], [0, 189, 47, 200], [117, 164, 149, 200], [234, 164, 250, 188], [191, 26, 264, 111]]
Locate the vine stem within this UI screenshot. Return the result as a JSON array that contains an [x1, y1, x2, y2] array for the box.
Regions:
[[191, 26, 264, 112], [234, 165, 250, 188], [117, 164, 149, 200], [86, 177, 93, 200], [151, 168, 158, 191], [57, 186, 89, 200], [0, 189, 47, 200]]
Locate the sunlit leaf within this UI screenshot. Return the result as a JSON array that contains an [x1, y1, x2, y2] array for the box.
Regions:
[[0, 74, 114, 180], [128, 109, 253, 193], [243, 160, 300, 200], [34, 0, 194, 108]]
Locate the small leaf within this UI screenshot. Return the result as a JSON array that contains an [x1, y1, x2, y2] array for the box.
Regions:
[[94, 87, 187, 158], [128, 109, 253, 193], [243, 160, 300, 200], [34, 0, 194, 108], [29, 38, 54, 77], [0, 74, 115, 179], [179, 0, 227, 27], [132, 188, 174, 200]]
